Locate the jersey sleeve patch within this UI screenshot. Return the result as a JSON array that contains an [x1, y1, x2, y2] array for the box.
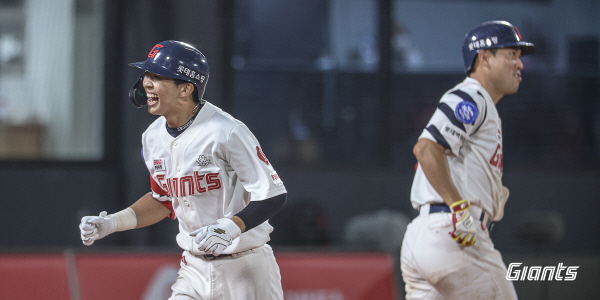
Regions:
[[438, 103, 466, 133], [455, 101, 478, 124], [256, 146, 269, 165], [270, 171, 283, 186]]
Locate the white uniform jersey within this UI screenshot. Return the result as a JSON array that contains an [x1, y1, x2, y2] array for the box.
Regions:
[[410, 77, 508, 221], [142, 101, 287, 255]]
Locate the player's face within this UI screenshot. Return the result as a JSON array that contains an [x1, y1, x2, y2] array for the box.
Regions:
[[143, 72, 181, 116], [488, 47, 524, 96]]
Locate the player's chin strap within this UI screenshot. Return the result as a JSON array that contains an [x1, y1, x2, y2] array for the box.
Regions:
[[129, 74, 147, 108]]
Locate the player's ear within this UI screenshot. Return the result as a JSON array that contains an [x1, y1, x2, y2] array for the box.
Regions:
[[475, 50, 491, 71], [179, 83, 194, 98]]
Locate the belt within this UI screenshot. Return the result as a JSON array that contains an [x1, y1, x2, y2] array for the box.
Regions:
[[194, 248, 257, 260], [427, 203, 494, 232]]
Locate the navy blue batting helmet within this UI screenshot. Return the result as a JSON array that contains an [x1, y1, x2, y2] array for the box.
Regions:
[[462, 21, 536, 74], [129, 40, 209, 107]]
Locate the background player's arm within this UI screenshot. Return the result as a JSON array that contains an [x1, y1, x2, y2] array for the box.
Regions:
[[414, 138, 462, 206], [415, 138, 476, 246], [130, 192, 172, 228]]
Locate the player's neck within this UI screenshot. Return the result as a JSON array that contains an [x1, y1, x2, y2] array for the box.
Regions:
[[469, 74, 503, 105], [165, 102, 199, 128]]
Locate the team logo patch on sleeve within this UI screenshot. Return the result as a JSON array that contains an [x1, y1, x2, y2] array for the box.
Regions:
[[270, 171, 283, 185], [154, 158, 166, 172], [257, 146, 269, 165], [455, 101, 478, 124]]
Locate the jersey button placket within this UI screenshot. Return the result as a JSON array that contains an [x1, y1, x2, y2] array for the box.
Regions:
[[172, 139, 188, 215]]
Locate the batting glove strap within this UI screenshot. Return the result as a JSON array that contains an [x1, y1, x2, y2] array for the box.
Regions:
[[449, 200, 476, 246], [217, 218, 242, 240]]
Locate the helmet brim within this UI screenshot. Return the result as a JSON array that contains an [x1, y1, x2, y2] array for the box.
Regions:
[[129, 61, 175, 79], [494, 41, 537, 56]]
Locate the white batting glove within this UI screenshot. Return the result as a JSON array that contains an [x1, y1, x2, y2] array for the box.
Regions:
[[79, 211, 117, 246], [448, 200, 476, 246], [190, 218, 242, 256]]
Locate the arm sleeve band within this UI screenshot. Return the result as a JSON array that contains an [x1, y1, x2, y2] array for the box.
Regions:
[[112, 207, 137, 232], [235, 193, 287, 231]]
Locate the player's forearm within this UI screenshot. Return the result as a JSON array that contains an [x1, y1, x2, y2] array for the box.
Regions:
[[414, 138, 462, 206], [230, 216, 246, 233], [130, 192, 172, 229]]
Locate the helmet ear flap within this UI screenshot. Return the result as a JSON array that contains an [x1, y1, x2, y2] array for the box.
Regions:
[[129, 74, 147, 108]]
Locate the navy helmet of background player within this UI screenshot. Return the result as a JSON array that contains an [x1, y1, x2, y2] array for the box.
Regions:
[[400, 21, 535, 299], [463, 20, 536, 74], [80, 40, 287, 299]]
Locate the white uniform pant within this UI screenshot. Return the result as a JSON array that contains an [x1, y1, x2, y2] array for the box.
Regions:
[[170, 244, 284, 300], [400, 206, 518, 300]]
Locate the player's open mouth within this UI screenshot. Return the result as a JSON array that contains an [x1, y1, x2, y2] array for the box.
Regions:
[[515, 73, 522, 82], [147, 93, 159, 106]]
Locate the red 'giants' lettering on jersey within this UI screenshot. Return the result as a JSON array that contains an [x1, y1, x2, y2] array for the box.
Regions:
[[156, 173, 222, 197], [257, 146, 269, 165], [490, 144, 504, 173]]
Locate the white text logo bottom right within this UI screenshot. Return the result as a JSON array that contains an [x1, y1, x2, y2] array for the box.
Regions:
[[506, 262, 578, 281]]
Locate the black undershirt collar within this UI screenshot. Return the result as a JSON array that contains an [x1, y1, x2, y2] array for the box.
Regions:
[[166, 103, 203, 137]]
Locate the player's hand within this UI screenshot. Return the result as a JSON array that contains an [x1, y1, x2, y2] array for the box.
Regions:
[[79, 211, 117, 246], [190, 218, 242, 256], [448, 200, 476, 246]]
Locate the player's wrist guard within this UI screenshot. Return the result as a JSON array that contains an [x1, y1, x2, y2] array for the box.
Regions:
[[449, 200, 476, 246], [111, 207, 137, 232], [217, 218, 242, 240]]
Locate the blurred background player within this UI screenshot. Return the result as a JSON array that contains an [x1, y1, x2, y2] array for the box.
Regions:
[[79, 40, 287, 300], [400, 21, 536, 299]]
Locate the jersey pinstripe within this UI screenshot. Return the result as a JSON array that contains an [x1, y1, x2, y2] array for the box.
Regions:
[[410, 77, 508, 221], [142, 101, 287, 255]]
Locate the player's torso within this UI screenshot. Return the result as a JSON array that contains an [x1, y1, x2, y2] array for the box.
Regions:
[[142, 102, 281, 254], [450, 91, 504, 208], [411, 79, 505, 214], [143, 104, 247, 234]]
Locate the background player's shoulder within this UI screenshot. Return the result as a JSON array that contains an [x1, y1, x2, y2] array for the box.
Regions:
[[442, 80, 485, 108]]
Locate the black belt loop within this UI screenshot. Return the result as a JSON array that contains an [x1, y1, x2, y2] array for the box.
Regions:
[[479, 212, 494, 233]]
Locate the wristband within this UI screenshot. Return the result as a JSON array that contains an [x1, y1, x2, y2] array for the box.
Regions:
[[217, 218, 242, 240], [450, 199, 470, 212], [112, 207, 137, 232]]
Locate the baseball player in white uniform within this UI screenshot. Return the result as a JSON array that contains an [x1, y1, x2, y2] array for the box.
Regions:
[[400, 21, 536, 299], [79, 40, 287, 299]]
